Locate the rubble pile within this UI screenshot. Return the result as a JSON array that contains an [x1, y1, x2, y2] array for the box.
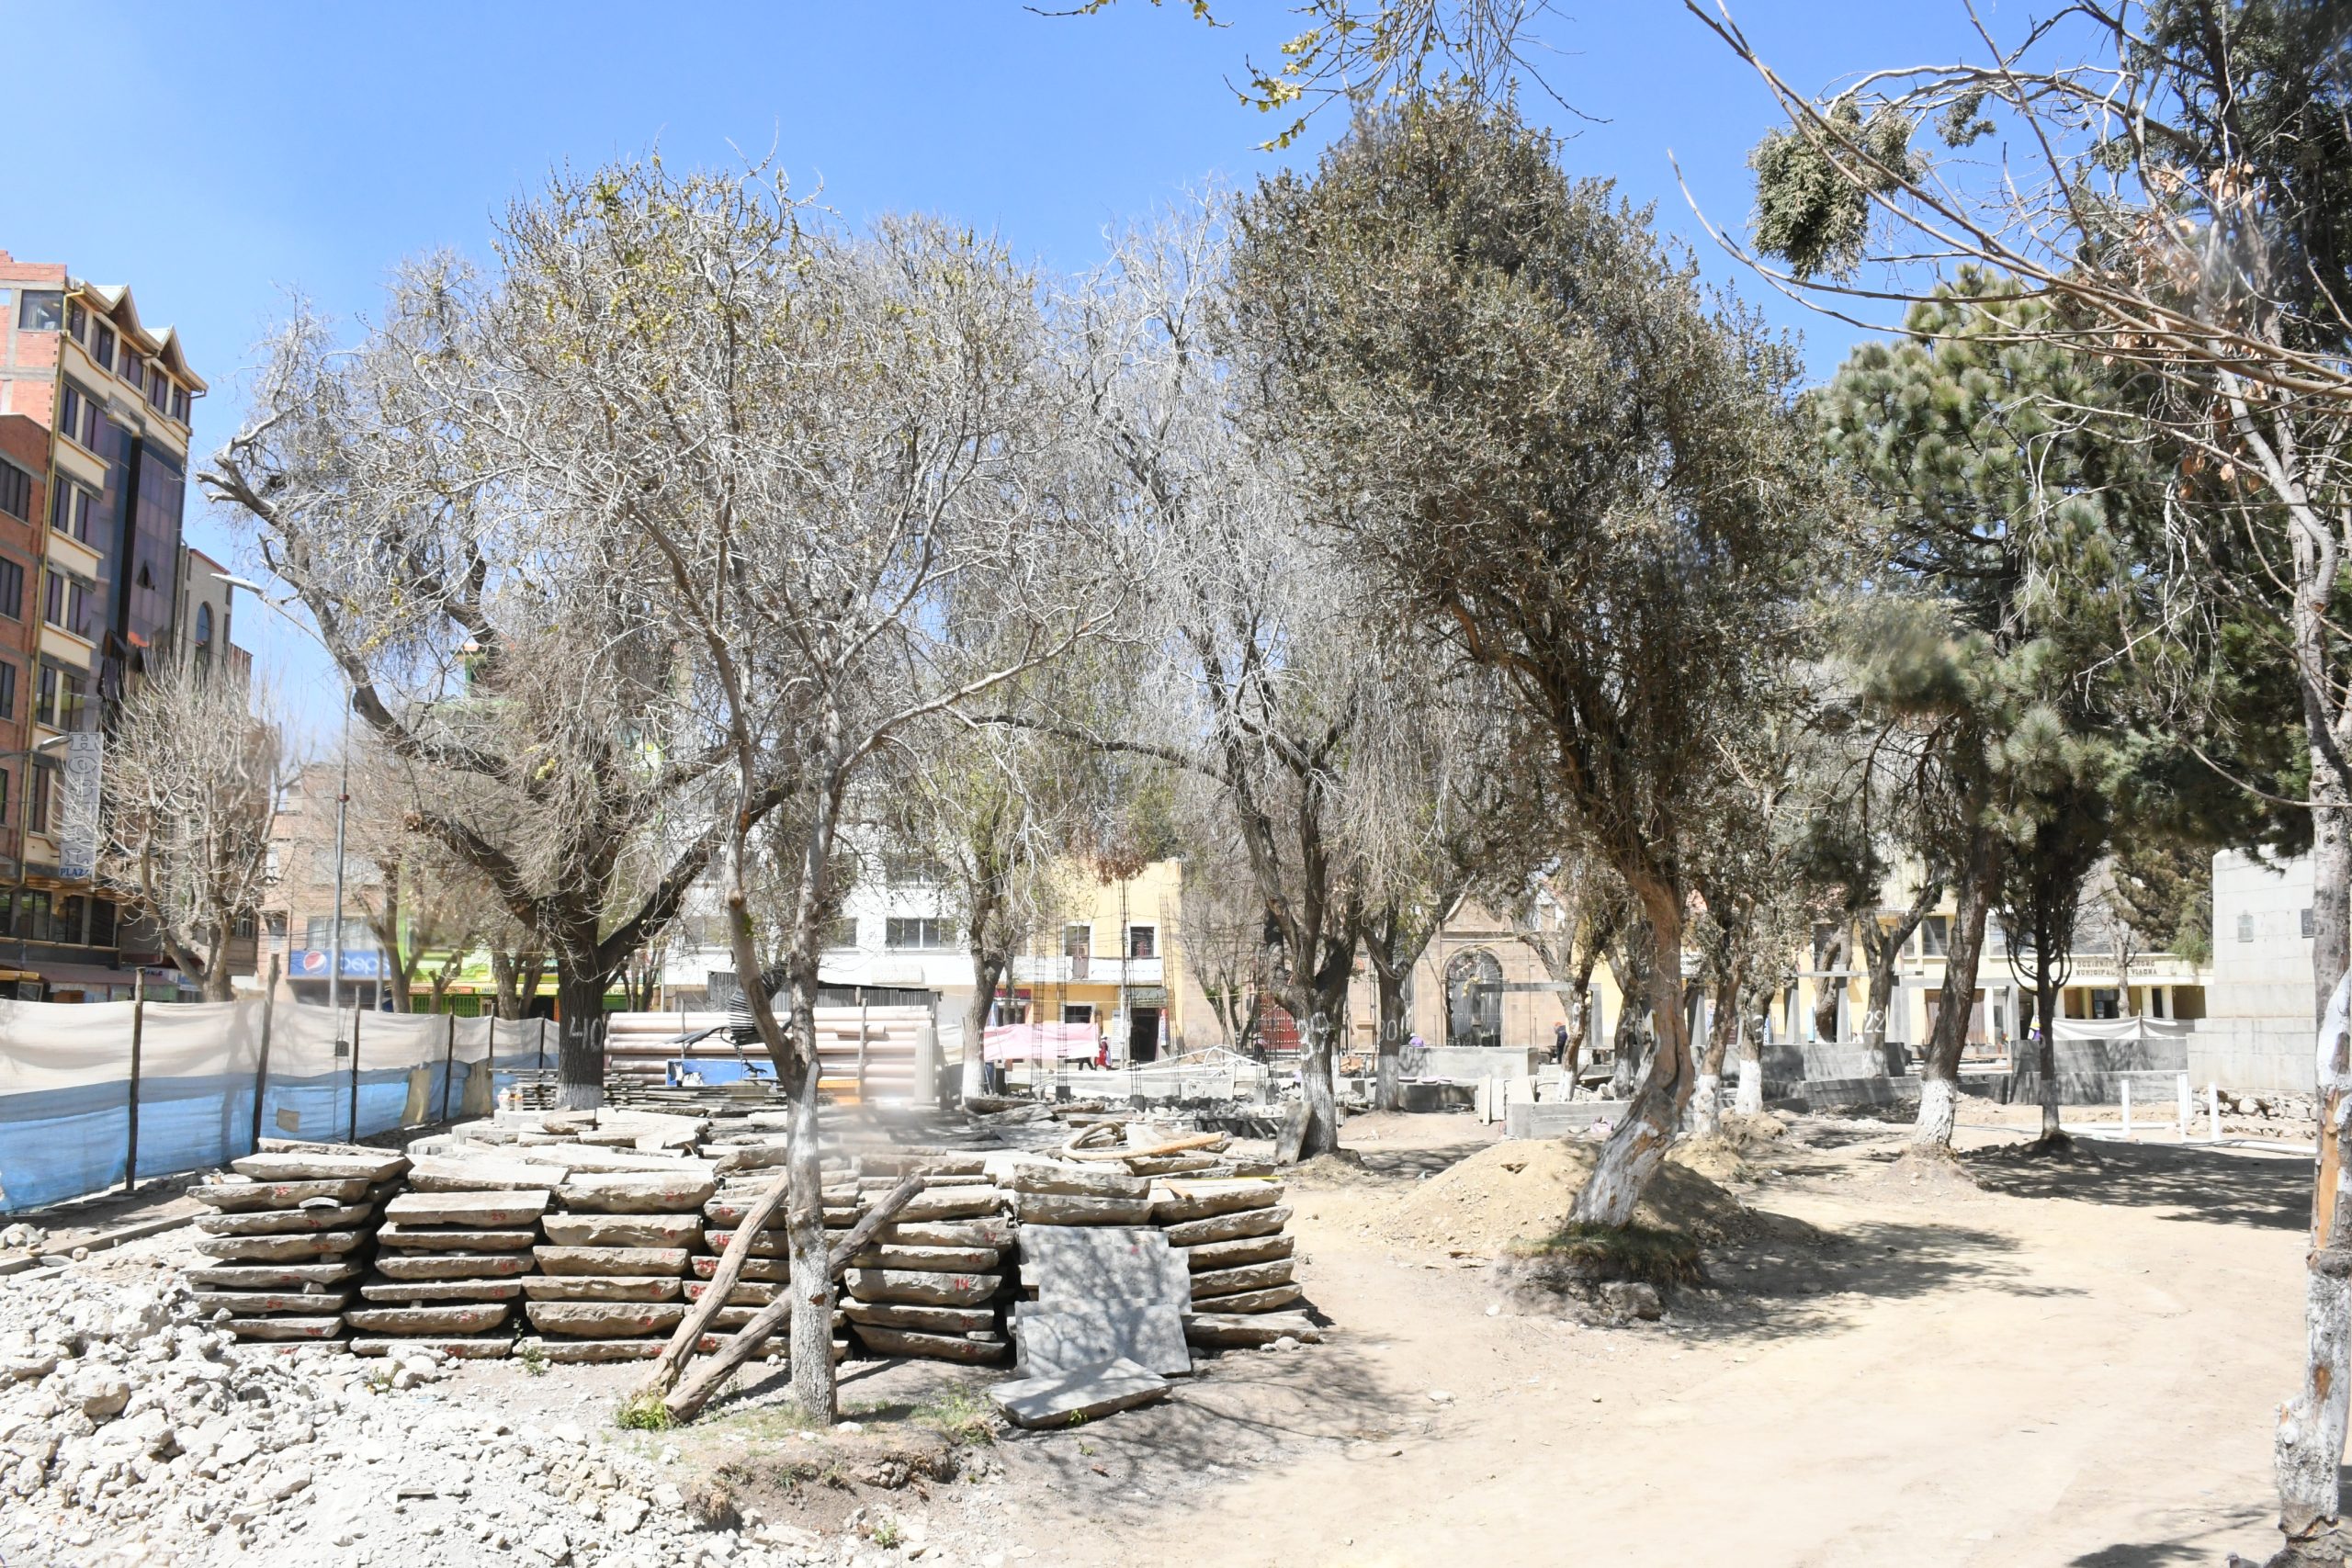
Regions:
[[0, 1264, 809, 1568], [185, 1147, 407, 1343]]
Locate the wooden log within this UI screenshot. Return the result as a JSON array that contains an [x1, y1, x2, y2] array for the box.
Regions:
[[1185, 1282, 1303, 1314], [522, 1276, 684, 1303], [1161, 1205, 1291, 1248], [712, 1142, 792, 1175], [1149, 1180, 1284, 1224], [345, 1303, 511, 1334], [193, 1178, 373, 1211], [383, 1190, 552, 1227], [1006, 1166, 1151, 1200], [407, 1156, 571, 1192], [375, 1223, 539, 1252], [838, 1299, 996, 1334], [532, 1246, 689, 1278], [185, 1260, 365, 1289], [357, 1278, 526, 1303], [193, 1203, 377, 1236], [192, 1231, 367, 1262], [517, 1335, 848, 1365], [231, 1151, 409, 1184], [1014, 1191, 1154, 1226], [1182, 1235, 1295, 1272], [541, 1214, 704, 1248], [1125, 1154, 1226, 1177], [189, 1289, 354, 1315], [1188, 1259, 1295, 1297], [1181, 1309, 1322, 1348], [1064, 1132, 1227, 1163], [631, 1157, 792, 1406], [557, 1172, 719, 1213], [839, 1269, 998, 1307], [844, 1245, 999, 1272], [372, 1252, 537, 1281], [852, 1325, 1007, 1364]]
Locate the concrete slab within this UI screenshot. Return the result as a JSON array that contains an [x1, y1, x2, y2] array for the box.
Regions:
[[192, 1203, 377, 1236], [383, 1190, 552, 1227], [989, 1356, 1170, 1428], [1013, 1301, 1191, 1378], [1019, 1226, 1189, 1306]]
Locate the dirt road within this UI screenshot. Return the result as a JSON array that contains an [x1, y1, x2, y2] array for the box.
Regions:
[[990, 1111, 2309, 1567]]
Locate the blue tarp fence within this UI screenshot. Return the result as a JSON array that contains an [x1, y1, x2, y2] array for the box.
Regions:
[[0, 999, 554, 1213]]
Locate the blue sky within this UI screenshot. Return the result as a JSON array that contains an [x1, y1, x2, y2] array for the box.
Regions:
[[0, 0, 1987, 728]]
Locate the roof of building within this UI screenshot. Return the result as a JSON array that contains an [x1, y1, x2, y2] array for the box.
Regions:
[[74, 281, 207, 394]]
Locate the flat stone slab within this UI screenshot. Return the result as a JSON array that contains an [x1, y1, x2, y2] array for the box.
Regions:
[[1015, 1191, 1155, 1227], [854, 1325, 1007, 1363], [699, 1230, 789, 1258], [844, 1245, 999, 1272], [858, 1152, 987, 1178], [878, 1218, 1015, 1250], [894, 1188, 1007, 1222], [1188, 1259, 1296, 1298], [1149, 1179, 1283, 1225], [194, 1203, 377, 1236], [523, 1301, 688, 1337], [1187, 1283, 1303, 1314], [194, 1178, 373, 1211], [840, 1300, 995, 1335], [511, 1335, 775, 1363], [345, 1302, 511, 1334], [358, 1278, 526, 1303], [1182, 1234, 1295, 1272], [989, 1357, 1169, 1429], [1162, 1205, 1291, 1248], [689, 1255, 789, 1282], [556, 1173, 719, 1213], [384, 1190, 552, 1227], [1013, 1301, 1191, 1378], [681, 1279, 781, 1305], [231, 1151, 409, 1184], [540, 1214, 703, 1248], [190, 1289, 354, 1315], [350, 1336, 513, 1359], [1007, 1167, 1152, 1200], [223, 1315, 346, 1341], [528, 1145, 717, 1175], [372, 1252, 537, 1281], [1021, 1226, 1188, 1307], [840, 1269, 999, 1307], [185, 1260, 365, 1289], [712, 1142, 791, 1174], [376, 1223, 539, 1252], [522, 1276, 683, 1303], [193, 1231, 367, 1263], [1182, 1310, 1321, 1348], [533, 1246, 689, 1278], [408, 1156, 571, 1192]]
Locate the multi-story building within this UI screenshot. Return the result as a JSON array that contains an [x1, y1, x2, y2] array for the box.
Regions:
[[0, 251, 214, 1000]]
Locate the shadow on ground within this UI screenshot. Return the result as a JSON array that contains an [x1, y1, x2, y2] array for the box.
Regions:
[[2064, 1498, 2272, 1564], [1963, 1138, 2308, 1231], [1684, 1216, 2081, 1344]]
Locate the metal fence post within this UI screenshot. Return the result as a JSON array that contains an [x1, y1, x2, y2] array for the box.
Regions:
[[123, 970, 147, 1191], [439, 1010, 458, 1122], [346, 1002, 365, 1143], [249, 956, 281, 1155]]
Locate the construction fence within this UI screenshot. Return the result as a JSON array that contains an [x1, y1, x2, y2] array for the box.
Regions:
[[0, 998, 557, 1213]]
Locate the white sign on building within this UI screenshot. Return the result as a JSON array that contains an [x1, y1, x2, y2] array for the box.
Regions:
[[55, 732, 104, 882]]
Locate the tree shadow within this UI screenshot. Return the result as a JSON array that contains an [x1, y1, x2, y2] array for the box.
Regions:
[[1962, 1138, 2308, 1232], [2064, 1497, 2273, 1564]]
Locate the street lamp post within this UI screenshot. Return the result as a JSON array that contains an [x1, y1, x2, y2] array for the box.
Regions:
[[221, 578, 353, 1047]]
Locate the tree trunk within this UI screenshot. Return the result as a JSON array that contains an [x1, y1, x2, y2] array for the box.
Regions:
[[784, 1062, 833, 1421], [962, 951, 1001, 1106], [1571, 888, 1695, 1227], [1812, 927, 1847, 1043], [2034, 948, 2063, 1144], [1690, 965, 1742, 1139], [1734, 982, 1765, 1114], [1373, 964, 1407, 1113], [1913, 822, 2000, 1156], [550, 964, 610, 1110], [1288, 975, 1346, 1160]]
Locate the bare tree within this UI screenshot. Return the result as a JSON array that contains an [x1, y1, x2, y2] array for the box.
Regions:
[[97, 665, 289, 1002], [1177, 840, 1271, 1054], [343, 744, 501, 1013]]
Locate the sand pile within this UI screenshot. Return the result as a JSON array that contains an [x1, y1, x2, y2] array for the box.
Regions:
[[1383, 1138, 1754, 1253]]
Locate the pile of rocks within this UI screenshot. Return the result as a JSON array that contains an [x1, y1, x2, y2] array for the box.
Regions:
[[351, 1187, 551, 1357], [0, 1261, 821, 1567], [185, 1146, 408, 1343]]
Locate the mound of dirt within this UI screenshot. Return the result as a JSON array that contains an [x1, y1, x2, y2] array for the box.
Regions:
[[1382, 1137, 1756, 1253]]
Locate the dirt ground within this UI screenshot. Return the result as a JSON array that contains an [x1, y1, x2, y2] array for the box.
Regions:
[[972, 1108, 2309, 1568]]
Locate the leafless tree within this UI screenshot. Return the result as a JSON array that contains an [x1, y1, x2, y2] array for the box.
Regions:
[[97, 665, 290, 1001]]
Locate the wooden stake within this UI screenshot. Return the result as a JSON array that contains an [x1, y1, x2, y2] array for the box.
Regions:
[[123, 969, 146, 1191], [346, 1002, 365, 1144], [249, 955, 281, 1154], [438, 1010, 458, 1122]]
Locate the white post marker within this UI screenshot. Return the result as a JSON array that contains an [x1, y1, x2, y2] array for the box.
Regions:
[[2177, 1072, 2192, 1138], [2120, 1078, 2132, 1140], [2208, 1081, 2222, 1144]]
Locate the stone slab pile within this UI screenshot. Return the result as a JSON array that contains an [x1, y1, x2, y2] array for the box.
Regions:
[[349, 1187, 550, 1356], [519, 1166, 718, 1361], [837, 1152, 1011, 1364], [184, 1145, 409, 1343], [1152, 1176, 1317, 1342]]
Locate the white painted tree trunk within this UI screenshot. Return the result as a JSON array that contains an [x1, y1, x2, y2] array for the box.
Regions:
[[1570, 894, 1695, 1229], [1688, 1072, 1722, 1138], [1912, 1076, 1957, 1150], [1735, 1052, 1763, 1114]]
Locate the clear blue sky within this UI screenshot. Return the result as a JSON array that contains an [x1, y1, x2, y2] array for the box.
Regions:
[[0, 0, 1984, 729]]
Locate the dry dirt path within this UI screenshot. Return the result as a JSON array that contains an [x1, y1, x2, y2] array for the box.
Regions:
[[989, 1112, 2311, 1568]]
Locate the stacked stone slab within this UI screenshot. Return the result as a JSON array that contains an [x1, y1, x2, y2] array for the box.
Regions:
[[518, 1166, 717, 1362], [348, 1188, 549, 1357], [838, 1154, 1011, 1363], [1151, 1176, 1317, 1344], [186, 1146, 409, 1343]]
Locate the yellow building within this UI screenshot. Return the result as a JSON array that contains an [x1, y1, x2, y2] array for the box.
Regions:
[[1004, 858, 1187, 1063]]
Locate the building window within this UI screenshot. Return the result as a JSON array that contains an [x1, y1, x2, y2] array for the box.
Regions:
[[171, 386, 189, 423], [26, 759, 54, 834], [92, 323, 115, 373], [2303, 908, 2317, 939], [195, 603, 212, 646], [0, 766, 11, 824], [1921, 916, 1951, 957], [35, 663, 85, 729], [823, 916, 859, 950], [303, 916, 371, 949], [15, 292, 62, 333], [0, 462, 28, 523], [0, 558, 22, 622], [883, 917, 955, 950], [2239, 912, 2256, 942], [66, 301, 85, 343], [119, 354, 143, 397], [57, 382, 103, 452], [0, 661, 19, 723], [1127, 924, 1157, 959], [42, 570, 93, 637], [147, 373, 170, 413], [1061, 1003, 1095, 1026]]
